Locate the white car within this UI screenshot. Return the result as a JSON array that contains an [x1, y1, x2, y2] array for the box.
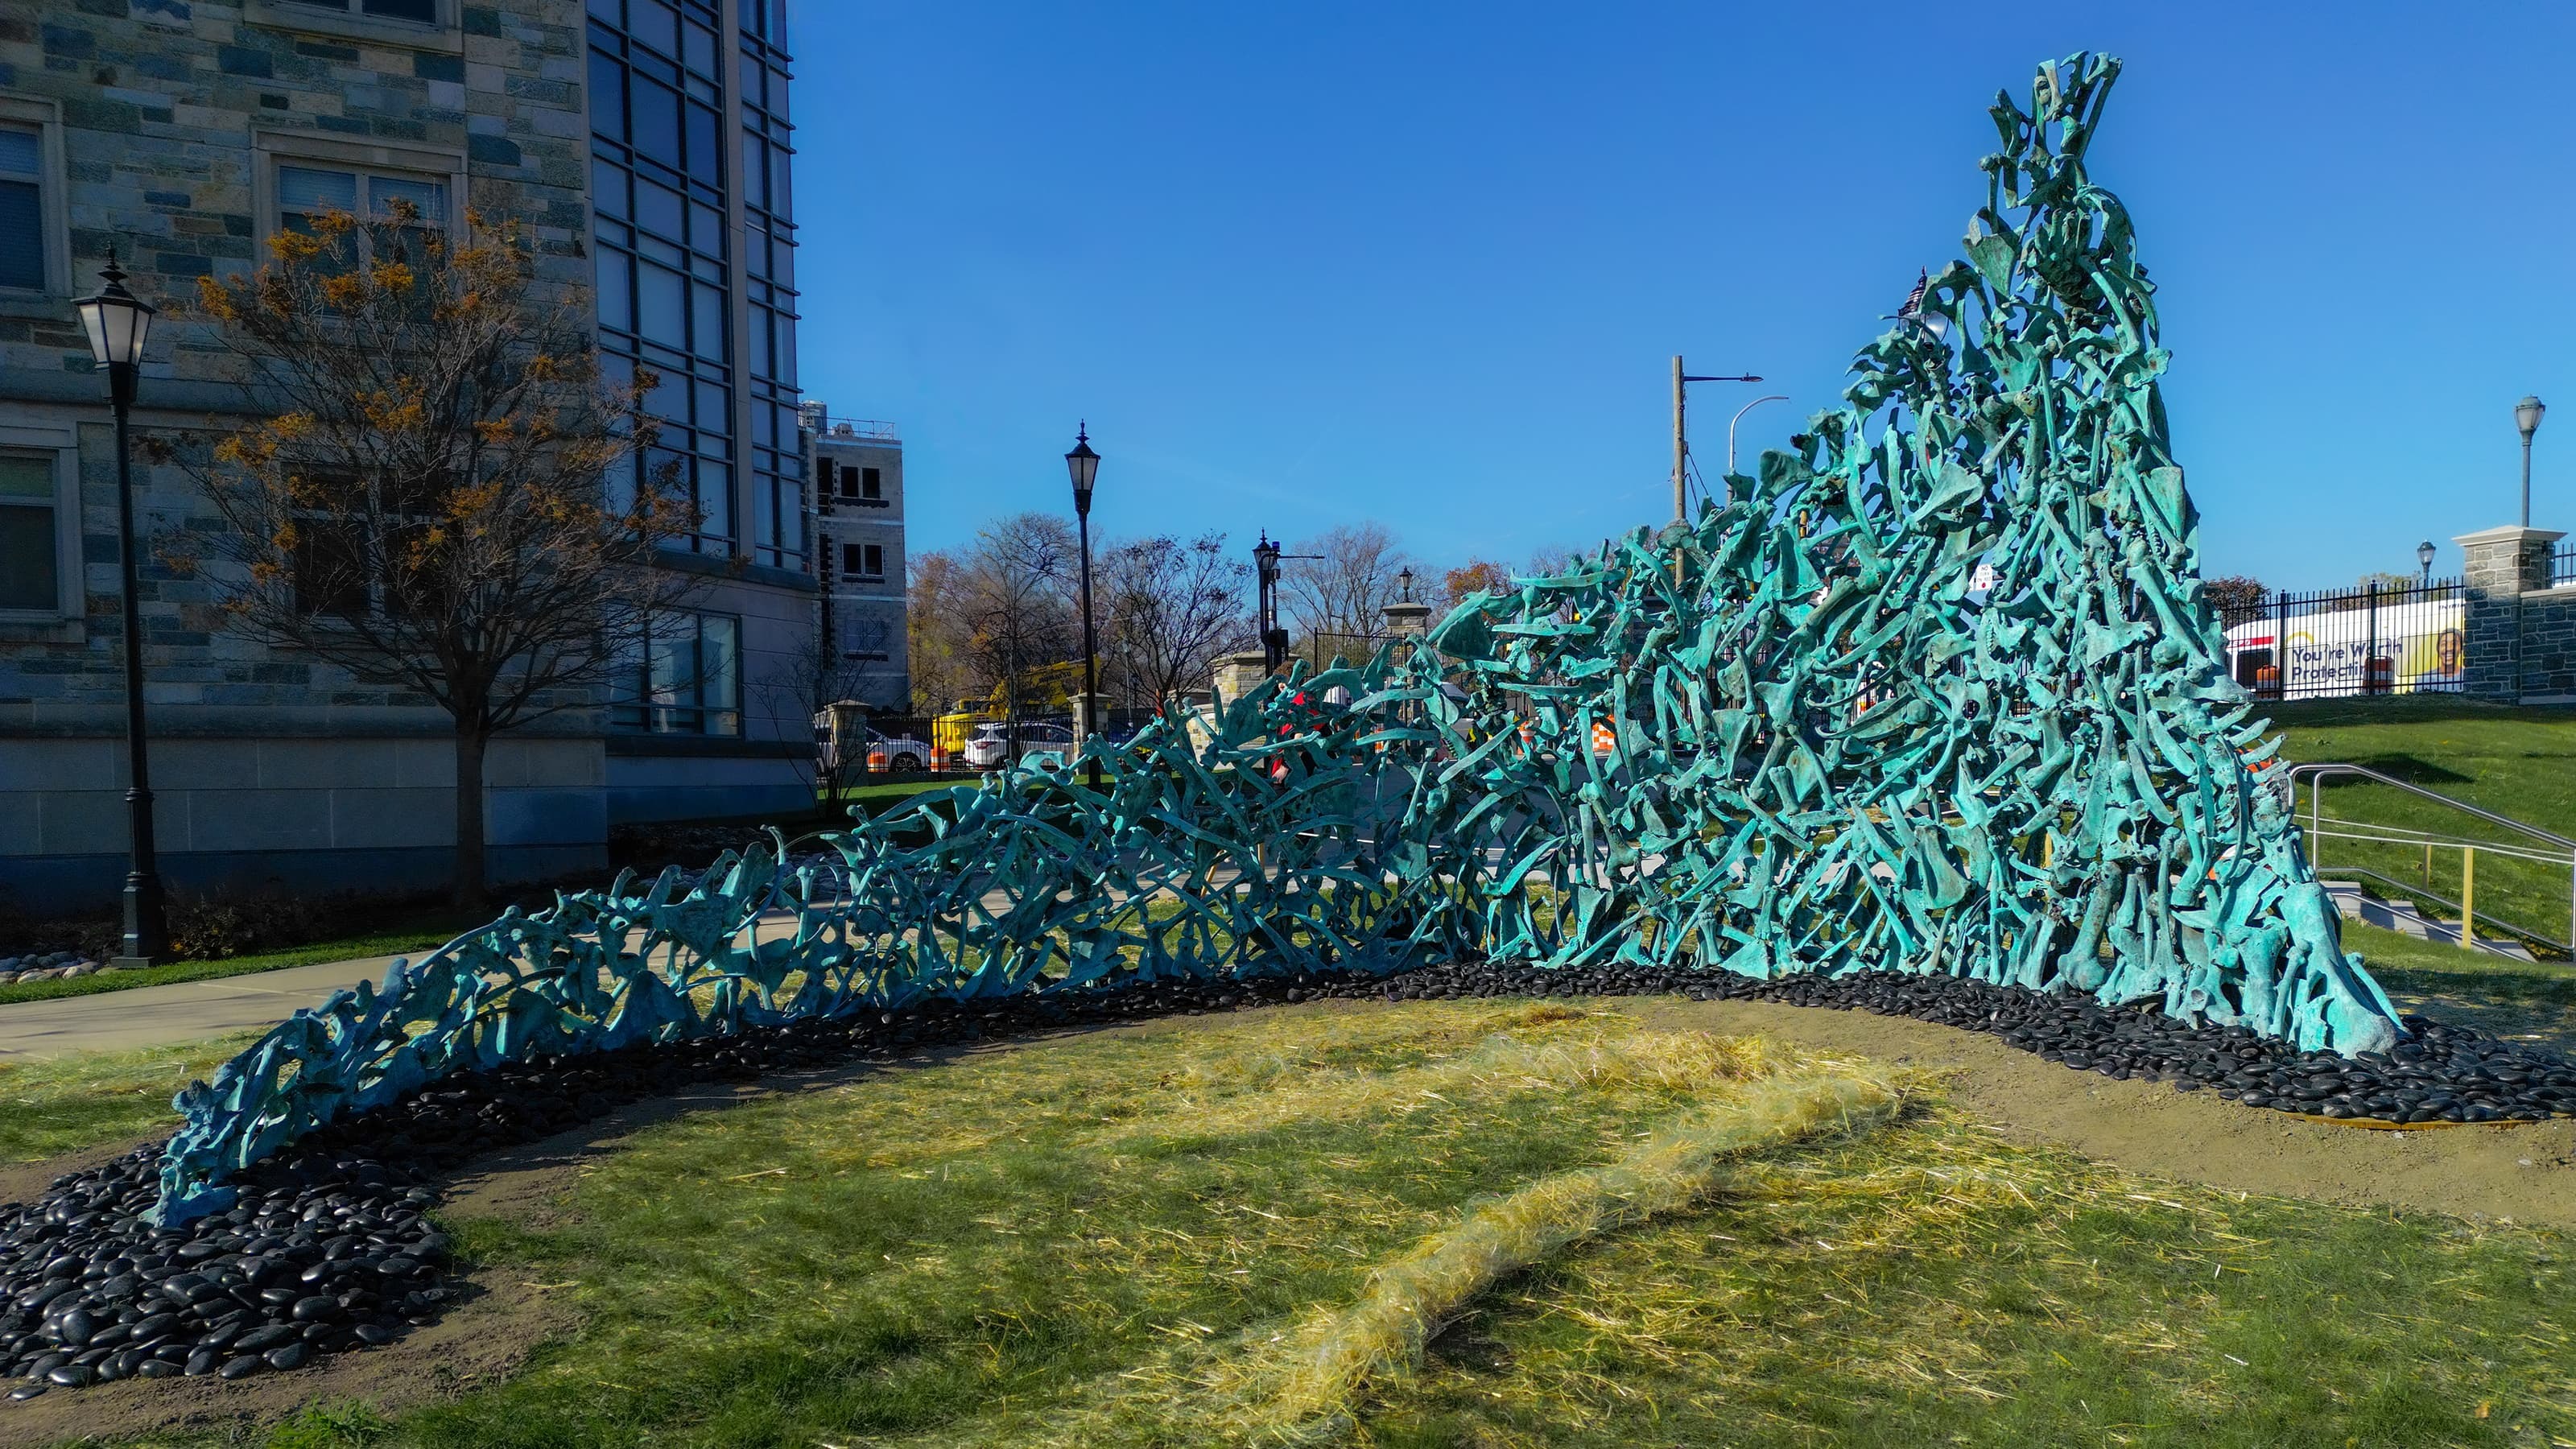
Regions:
[[864, 733, 932, 772], [962, 721, 1074, 769]]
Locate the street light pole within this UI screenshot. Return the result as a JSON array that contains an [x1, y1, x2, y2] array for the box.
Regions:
[[2417, 539, 2437, 588], [1727, 394, 1790, 483], [1065, 423, 1102, 790], [1251, 533, 1319, 672], [1670, 357, 1764, 524], [2516, 395, 2546, 529], [1671, 357, 1763, 588], [76, 251, 167, 966], [1253, 534, 1282, 671]]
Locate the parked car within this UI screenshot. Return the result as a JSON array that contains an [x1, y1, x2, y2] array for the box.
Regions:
[[864, 730, 933, 772], [814, 715, 934, 776], [963, 720, 1075, 769]]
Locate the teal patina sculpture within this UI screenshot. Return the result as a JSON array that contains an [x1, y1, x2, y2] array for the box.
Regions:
[[150, 53, 2399, 1225]]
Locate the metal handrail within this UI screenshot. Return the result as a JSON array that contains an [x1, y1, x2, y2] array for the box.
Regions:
[[2289, 762, 2576, 954], [2287, 762, 2576, 850], [2306, 820, 2572, 868], [819, 417, 900, 441], [2321, 865, 2565, 959]]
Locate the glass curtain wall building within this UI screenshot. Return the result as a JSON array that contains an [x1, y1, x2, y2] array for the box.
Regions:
[[586, 0, 802, 570], [586, 0, 818, 821], [738, 0, 803, 574], [587, 0, 741, 556]]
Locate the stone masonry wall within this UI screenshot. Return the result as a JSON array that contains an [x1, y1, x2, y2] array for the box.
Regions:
[[0, 0, 591, 732], [2515, 591, 2576, 702]]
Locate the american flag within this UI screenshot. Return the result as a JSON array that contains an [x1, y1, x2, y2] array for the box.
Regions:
[[1897, 268, 1928, 322]]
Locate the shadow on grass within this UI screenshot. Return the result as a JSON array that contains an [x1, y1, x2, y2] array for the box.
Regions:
[[2267, 696, 2576, 729], [2316, 753, 2477, 786]]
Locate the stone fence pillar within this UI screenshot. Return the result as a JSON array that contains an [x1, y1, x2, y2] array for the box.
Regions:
[[1209, 651, 1273, 706], [2454, 524, 2566, 703]]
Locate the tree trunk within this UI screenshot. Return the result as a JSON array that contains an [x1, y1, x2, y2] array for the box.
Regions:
[[452, 725, 489, 910]]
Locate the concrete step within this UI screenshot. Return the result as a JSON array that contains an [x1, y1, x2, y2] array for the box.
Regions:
[[2319, 879, 2536, 961]]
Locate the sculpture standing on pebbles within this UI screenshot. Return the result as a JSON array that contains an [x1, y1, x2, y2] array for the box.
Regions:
[[150, 52, 2399, 1228]]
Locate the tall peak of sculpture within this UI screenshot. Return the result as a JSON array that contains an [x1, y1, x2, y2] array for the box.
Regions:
[[1421, 49, 2399, 1053]]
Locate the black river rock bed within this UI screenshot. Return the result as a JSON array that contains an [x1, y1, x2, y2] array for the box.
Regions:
[[5, 959, 2573, 1399]]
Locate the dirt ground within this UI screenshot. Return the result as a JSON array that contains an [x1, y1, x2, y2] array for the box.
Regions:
[[2, 995, 2570, 1447], [1638, 996, 2576, 1229]]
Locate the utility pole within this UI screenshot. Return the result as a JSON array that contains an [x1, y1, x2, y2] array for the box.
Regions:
[[1671, 355, 1687, 526], [1670, 356, 1763, 583]]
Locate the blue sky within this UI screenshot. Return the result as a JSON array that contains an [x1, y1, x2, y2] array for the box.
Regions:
[[789, 2, 2576, 590]]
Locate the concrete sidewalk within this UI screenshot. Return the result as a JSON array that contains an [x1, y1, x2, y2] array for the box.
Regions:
[[0, 859, 1288, 1062], [0, 955, 408, 1061]]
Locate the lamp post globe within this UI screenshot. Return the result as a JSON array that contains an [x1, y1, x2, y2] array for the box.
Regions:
[[1397, 566, 1414, 604], [76, 254, 155, 395], [1066, 424, 1103, 787], [1065, 423, 1099, 516], [2417, 540, 2436, 587], [75, 250, 168, 965]]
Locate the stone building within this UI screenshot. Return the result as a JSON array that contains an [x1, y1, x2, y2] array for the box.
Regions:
[[0, 0, 817, 910], [800, 405, 909, 715]]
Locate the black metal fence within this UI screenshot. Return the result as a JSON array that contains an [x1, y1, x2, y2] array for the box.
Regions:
[[2215, 578, 2467, 703], [2553, 539, 2576, 589]]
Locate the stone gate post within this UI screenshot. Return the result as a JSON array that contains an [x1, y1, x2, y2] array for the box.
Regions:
[[2454, 525, 2566, 703]]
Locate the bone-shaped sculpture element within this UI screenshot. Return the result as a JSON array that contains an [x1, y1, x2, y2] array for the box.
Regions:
[[150, 52, 2398, 1227]]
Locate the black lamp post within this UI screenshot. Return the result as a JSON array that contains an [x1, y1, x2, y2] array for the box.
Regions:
[[1065, 423, 1102, 788], [1253, 534, 1284, 671], [2417, 539, 2437, 588], [75, 250, 167, 965], [2516, 396, 2547, 529]]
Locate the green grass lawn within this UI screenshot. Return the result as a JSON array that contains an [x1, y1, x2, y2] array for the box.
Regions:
[[0, 916, 472, 1009], [822, 776, 976, 816], [2343, 919, 2576, 1055], [101, 999, 2556, 1449], [0, 1028, 262, 1162], [2268, 697, 2576, 952]]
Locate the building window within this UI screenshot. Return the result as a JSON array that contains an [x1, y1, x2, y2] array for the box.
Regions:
[[0, 452, 57, 611], [820, 461, 887, 508], [612, 611, 741, 736], [0, 123, 42, 292], [841, 542, 882, 580], [284, 0, 438, 19], [287, 475, 438, 619], [277, 163, 448, 274]]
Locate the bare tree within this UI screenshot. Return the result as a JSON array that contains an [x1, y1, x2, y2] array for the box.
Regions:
[[1525, 543, 1579, 577], [958, 513, 1078, 742], [167, 206, 696, 906], [905, 548, 977, 716], [749, 625, 882, 805], [1100, 531, 1253, 709], [1282, 522, 1413, 667], [2202, 574, 2268, 623], [2320, 572, 2417, 613]]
